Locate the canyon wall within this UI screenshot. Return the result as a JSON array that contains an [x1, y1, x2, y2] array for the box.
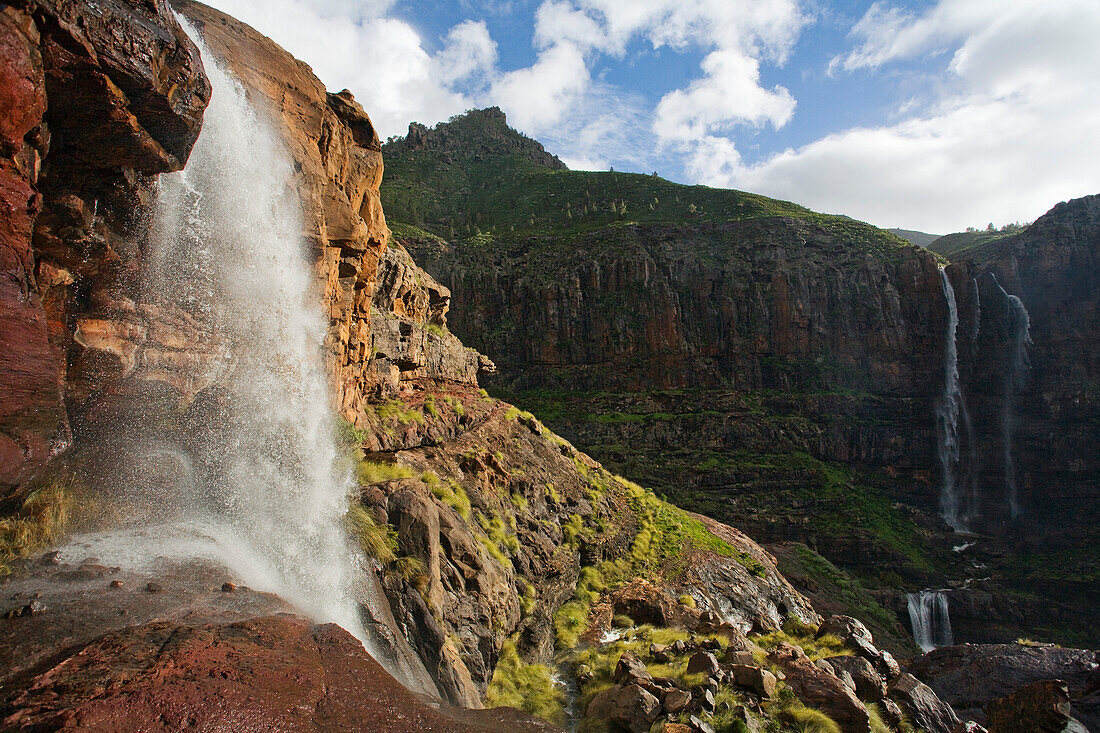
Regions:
[[388, 113, 1099, 645]]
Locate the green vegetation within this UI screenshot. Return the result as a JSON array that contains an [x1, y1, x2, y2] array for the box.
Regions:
[[784, 706, 842, 733], [773, 543, 919, 657], [376, 400, 424, 425], [0, 479, 76, 573], [485, 639, 566, 725], [423, 396, 440, 419], [425, 323, 448, 338], [335, 416, 370, 447], [357, 460, 415, 485], [753, 618, 850, 662], [424, 473, 471, 519], [345, 504, 398, 564], [381, 109, 911, 264]]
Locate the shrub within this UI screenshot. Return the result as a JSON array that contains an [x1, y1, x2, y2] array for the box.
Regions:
[[345, 505, 397, 564], [335, 417, 369, 447], [424, 396, 440, 419]]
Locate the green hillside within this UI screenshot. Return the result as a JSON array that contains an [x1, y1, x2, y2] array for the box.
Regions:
[[381, 108, 910, 257]]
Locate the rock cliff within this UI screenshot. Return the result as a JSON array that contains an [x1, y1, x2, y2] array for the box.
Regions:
[[385, 111, 1099, 648]]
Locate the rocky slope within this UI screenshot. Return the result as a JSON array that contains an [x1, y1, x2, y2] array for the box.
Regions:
[[385, 111, 1100, 648]]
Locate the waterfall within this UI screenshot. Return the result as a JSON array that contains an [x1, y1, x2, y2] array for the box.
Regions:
[[935, 267, 968, 531], [992, 276, 1031, 519], [64, 20, 368, 640], [907, 590, 954, 652]]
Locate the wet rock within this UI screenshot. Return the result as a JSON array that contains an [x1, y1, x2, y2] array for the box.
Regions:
[[0, 614, 552, 731], [4, 600, 45, 618], [686, 651, 720, 676], [144, 582, 162, 593], [985, 679, 1086, 733], [221, 582, 237, 592], [888, 672, 960, 733], [109, 580, 123, 589]]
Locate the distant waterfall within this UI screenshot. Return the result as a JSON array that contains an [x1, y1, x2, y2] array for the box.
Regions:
[[992, 276, 1032, 519], [907, 590, 954, 652], [935, 267, 968, 531]]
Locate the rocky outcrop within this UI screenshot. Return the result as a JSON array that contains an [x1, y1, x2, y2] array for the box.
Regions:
[[985, 680, 1089, 733], [0, 0, 209, 492], [905, 643, 1099, 727], [349, 398, 817, 705]]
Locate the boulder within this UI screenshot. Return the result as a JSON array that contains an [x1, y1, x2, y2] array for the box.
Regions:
[[905, 643, 1098, 725], [686, 651, 721, 676], [817, 614, 898, 679], [825, 655, 887, 701], [0, 615, 553, 731], [614, 652, 652, 686], [728, 664, 777, 698], [586, 683, 661, 733], [769, 643, 871, 732], [985, 680, 1087, 733], [888, 673, 960, 733], [663, 687, 692, 714]]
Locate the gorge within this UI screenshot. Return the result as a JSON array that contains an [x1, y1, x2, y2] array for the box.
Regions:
[[0, 1, 1097, 732]]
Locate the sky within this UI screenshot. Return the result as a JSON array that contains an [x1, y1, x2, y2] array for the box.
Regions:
[[205, 0, 1100, 234]]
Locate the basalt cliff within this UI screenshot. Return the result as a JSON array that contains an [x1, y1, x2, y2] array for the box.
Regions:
[[384, 111, 1099, 651], [0, 2, 1097, 733]]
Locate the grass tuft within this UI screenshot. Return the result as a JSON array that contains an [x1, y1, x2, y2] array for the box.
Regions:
[[345, 504, 398, 564], [485, 639, 566, 725], [0, 479, 76, 573]]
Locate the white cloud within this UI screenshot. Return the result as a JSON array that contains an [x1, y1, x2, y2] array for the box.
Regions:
[[715, 0, 1100, 232], [204, 0, 476, 139], [201, 0, 1099, 233]]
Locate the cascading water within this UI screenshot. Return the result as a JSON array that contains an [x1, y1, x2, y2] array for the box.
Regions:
[[63, 20, 368, 641], [907, 590, 953, 652], [935, 267, 970, 531], [992, 275, 1031, 520]]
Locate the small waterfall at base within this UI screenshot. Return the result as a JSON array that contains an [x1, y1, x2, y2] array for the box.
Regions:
[[907, 590, 954, 652], [935, 267, 970, 531], [992, 276, 1032, 520], [67, 20, 369, 644]]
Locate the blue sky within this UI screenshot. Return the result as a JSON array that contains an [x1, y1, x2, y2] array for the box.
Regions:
[[206, 0, 1100, 233]]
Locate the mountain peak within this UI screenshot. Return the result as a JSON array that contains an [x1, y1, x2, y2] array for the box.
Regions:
[[387, 107, 567, 171]]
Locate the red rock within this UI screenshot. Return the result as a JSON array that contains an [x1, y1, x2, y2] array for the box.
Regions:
[[0, 615, 556, 731]]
